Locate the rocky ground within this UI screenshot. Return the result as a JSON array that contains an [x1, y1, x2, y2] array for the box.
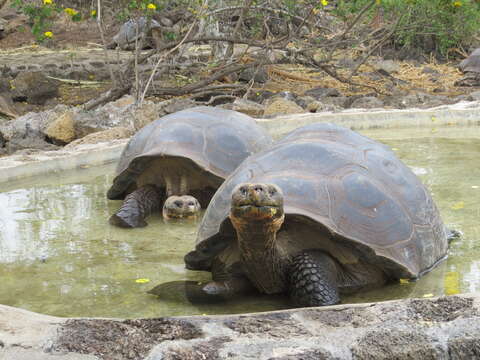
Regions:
[[1, 1, 480, 157]]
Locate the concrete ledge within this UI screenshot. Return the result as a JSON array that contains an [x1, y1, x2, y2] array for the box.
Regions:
[[1, 294, 479, 359], [258, 101, 480, 139], [0, 139, 127, 183]]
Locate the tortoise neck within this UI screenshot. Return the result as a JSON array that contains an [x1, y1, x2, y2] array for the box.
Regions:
[[231, 216, 288, 294]]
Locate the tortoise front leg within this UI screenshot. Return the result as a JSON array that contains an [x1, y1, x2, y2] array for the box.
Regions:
[[109, 185, 162, 228], [289, 250, 340, 307], [148, 277, 254, 304], [200, 276, 255, 299]]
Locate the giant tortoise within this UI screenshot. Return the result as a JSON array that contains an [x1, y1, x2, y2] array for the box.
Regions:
[[107, 106, 272, 228], [455, 48, 480, 86], [176, 122, 456, 307]]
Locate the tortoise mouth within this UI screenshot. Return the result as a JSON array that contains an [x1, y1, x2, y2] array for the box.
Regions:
[[232, 204, 282, 220]]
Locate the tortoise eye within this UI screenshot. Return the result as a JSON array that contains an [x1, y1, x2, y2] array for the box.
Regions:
[[269, 188, 277, 196], [174, 200, 183, 207], [240, 186, 248, 195]]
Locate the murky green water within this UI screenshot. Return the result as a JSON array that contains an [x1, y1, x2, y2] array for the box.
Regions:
[[1, 126, 479, 317]]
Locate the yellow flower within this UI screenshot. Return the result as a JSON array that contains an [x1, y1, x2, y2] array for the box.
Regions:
[[91, 9, 97, 16], [453, 0, 462, 6], [44, 31, 53, 38], [64, 8, 78, 16], [43, 0, 52, 4], [451, 201, 465, 210], [147, 3, 157, 10], [135, 278, 150, 283], [320, 0, 328, 6]]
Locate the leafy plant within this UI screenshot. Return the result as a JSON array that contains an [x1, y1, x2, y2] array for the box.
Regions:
[[334, 0, 480, 56], [11, 0, 61, 41]]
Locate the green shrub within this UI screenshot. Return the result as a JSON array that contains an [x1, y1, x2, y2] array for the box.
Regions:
[[334, 0, 480, 56], [11, 0, 61, 41]]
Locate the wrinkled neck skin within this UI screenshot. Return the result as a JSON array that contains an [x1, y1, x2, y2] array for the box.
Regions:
[[231, 215, 288, 294]]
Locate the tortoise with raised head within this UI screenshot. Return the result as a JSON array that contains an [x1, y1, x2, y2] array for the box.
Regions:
[[176, 122, 456, 307], [107, 106, 273, 228]]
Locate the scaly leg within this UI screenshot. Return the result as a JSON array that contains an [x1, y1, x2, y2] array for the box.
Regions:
[[148, 277, 254, 304], [109, 185, 162, 228], [289, 250, 340, 307]]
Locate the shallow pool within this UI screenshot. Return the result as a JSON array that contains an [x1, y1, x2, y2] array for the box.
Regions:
[[0, 126, 479, 317]]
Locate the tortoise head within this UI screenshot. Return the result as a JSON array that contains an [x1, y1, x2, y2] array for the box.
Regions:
[[229, 183, 285, 230], [163, 195, 201, 220]]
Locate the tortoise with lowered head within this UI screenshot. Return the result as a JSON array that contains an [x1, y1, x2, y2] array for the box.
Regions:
[[455, 48, 480, 86], [107, 106, 273, 228], [178, 122, 456, 307]]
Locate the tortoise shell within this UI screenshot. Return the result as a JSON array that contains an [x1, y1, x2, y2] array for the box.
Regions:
[[195, 122, 448, 278], [459, 48, 480, 73], [107, 106, 273, 200]]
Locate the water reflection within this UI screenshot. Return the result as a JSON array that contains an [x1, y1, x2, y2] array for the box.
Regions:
[[0, 127, 479, 317]]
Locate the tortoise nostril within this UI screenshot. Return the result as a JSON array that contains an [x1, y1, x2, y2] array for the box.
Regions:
[[254, 185, 263, 192]]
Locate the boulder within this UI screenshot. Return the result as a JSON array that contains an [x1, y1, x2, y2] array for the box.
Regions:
[[0, 105, 68, 141], [468, 90, 480, 101], [0, 17, 5, 39], [0, 77, 11, 93], [349, 96, 385, 109], [65, 127, 132, 149], [0, 105, 70, 154], [45, 111, 76, 145], [238, 67, 269, 83], [247, 90, 275, 104], [11, 72, 59, 105], [0, 129, 5, 148], [160, 99, 197, 117], [303, 87, 341, 99], [73, 96, 136, 137], [224, 98, 265, 117], [321, 96, 349, 109], [0, 93, 18, 118], [373, 59, 400, 74], [263, 98, 305, 117], [7, 133, 58, 154], [399, 92, 455, 109], [422, 66, 440, 75]]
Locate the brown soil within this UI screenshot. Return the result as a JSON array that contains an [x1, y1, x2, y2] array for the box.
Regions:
[[0, 1, 477, 114]]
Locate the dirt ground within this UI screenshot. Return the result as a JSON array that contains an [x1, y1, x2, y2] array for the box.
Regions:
[[0, 1, 476, 116]]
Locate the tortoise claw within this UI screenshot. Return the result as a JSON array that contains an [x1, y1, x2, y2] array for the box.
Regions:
[[109, 213, 147, 228]]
